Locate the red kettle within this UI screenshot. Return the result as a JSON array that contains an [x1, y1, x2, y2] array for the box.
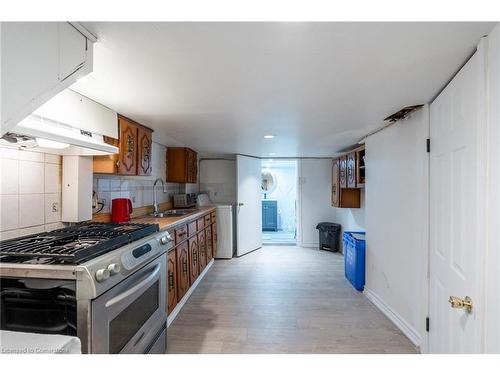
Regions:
[[111, 198, 133, 223]]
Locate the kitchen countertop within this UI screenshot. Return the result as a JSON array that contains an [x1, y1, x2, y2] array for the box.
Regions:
[[131, 206, 216, 231]]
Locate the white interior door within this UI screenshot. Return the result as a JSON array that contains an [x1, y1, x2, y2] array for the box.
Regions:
[[236, 155, 262, 256], [429, 42, 486, 353]]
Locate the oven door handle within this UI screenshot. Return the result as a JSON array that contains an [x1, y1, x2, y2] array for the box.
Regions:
[[105, 263, 161, 308]]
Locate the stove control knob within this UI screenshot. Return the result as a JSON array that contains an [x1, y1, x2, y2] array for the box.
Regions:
[[95, 268, 110, 282], [160, 235, 171, 245], [107, 263, 121, 276]]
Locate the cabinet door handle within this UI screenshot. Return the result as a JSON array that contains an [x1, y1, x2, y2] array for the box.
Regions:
[[168, 271, 174, 290], [183, 259, 188, 275]]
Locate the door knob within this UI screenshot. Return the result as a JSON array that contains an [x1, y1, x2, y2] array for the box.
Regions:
[[448, 296, 473, 313], [237, 202, 244, 207]]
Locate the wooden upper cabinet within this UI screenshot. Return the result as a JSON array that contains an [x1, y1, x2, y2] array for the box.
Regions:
[[356, 147, 366, 187], [332, 159, 341, 208], [167, 147, 198, 183], [346, 152, 356, 188], [339, 156, 347, 188], [137, 126, 153, 176], [332, 146, 365, 209], [93, 115, 153, 176], [118, 116, 138, 175]]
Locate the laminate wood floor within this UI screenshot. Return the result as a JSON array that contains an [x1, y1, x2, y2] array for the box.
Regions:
[[167, 245, 419, 354]]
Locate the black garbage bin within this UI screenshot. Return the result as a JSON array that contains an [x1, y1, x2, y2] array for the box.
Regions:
[[316, 222, 341, 252]]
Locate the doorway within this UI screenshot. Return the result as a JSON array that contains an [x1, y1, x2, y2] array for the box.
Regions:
[[261, 159, 298, 245]]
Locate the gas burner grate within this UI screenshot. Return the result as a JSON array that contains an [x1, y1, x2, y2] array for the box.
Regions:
[[0, 223, 159, 264]]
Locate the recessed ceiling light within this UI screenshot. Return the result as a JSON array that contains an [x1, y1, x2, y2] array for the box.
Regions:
[[263, 134, 275, 139]]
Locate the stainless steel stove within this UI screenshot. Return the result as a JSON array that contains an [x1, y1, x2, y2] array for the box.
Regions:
[[0, 222, 174, 354]]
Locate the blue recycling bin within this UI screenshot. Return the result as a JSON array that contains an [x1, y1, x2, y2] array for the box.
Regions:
[[343, 231, 366, 291]]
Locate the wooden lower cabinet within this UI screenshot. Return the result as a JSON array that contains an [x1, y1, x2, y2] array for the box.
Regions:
[[198, 230, 207, 272], [206, 226, 213, 261], [176, 241, 190, 301], [167, 209, 217, 318], [188, 236, 199, 285], [167, 251, 177, 314], [212, 222, 217, 258]]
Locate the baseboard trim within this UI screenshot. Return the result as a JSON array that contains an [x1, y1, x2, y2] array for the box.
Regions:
[[167, 258, 214, 327], [364, 287, 421, 347]]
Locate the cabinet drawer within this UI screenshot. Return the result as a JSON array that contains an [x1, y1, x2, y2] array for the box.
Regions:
[[211, 211, 216, 222], [197, 218, 205, 230], [204, 215, 211, 226], [175, 225, 188, 244], [188, 220, 197, 237]]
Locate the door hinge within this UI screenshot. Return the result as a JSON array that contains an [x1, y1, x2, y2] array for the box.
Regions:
[[426, 138, 430, 153], [426, 317, 430, 332]]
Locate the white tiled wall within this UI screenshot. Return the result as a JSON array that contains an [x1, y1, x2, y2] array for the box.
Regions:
[[0, 147, 64, 240], [93, 142, 181, 213]]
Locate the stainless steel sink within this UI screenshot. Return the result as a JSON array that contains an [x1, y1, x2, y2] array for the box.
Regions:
[[149, 209, 197, 218]]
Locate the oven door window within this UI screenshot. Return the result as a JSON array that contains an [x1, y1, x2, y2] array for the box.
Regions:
[[0, 278, 77, 336], [109, 281, 159, 354]]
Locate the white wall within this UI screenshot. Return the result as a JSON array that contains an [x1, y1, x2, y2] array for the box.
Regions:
[[485, 23, 500, 353], [364, 106, 429, 348], [298, 159, 337, 247], [334, 189, 366, 243], [199, 158, 236, 203]]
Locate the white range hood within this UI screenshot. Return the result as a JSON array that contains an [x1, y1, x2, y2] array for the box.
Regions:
[[7, 114, 118, 155], [3, 89, 119, 155]]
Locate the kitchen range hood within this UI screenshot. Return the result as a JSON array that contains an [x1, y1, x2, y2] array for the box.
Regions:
[[2, 115, 118, 155], [1, 89, 119, 155]]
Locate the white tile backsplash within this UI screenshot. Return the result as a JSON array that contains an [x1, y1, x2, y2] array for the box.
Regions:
[[0, 147, 19, 160], [44, 153, 62, 164], [1, 195, 19, 231], [44, 163, 61, 193], [1, 158, 19, 194], [19, 194, 45, 227], [19, 160, 44, 194], [18, 150, 45, 162], [19, 225, 45, 237], [0, 229, 20, 240], [44, 193, 62, 223], [92, 142, 185, 214], [1, 146, 64, 239], [45, 222, 65, 231]]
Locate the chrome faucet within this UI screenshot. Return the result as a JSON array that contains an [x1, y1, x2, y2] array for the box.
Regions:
[[153, 178, 167, 214]]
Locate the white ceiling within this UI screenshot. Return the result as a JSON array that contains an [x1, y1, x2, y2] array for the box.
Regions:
[[72, 22, 496, 157]]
